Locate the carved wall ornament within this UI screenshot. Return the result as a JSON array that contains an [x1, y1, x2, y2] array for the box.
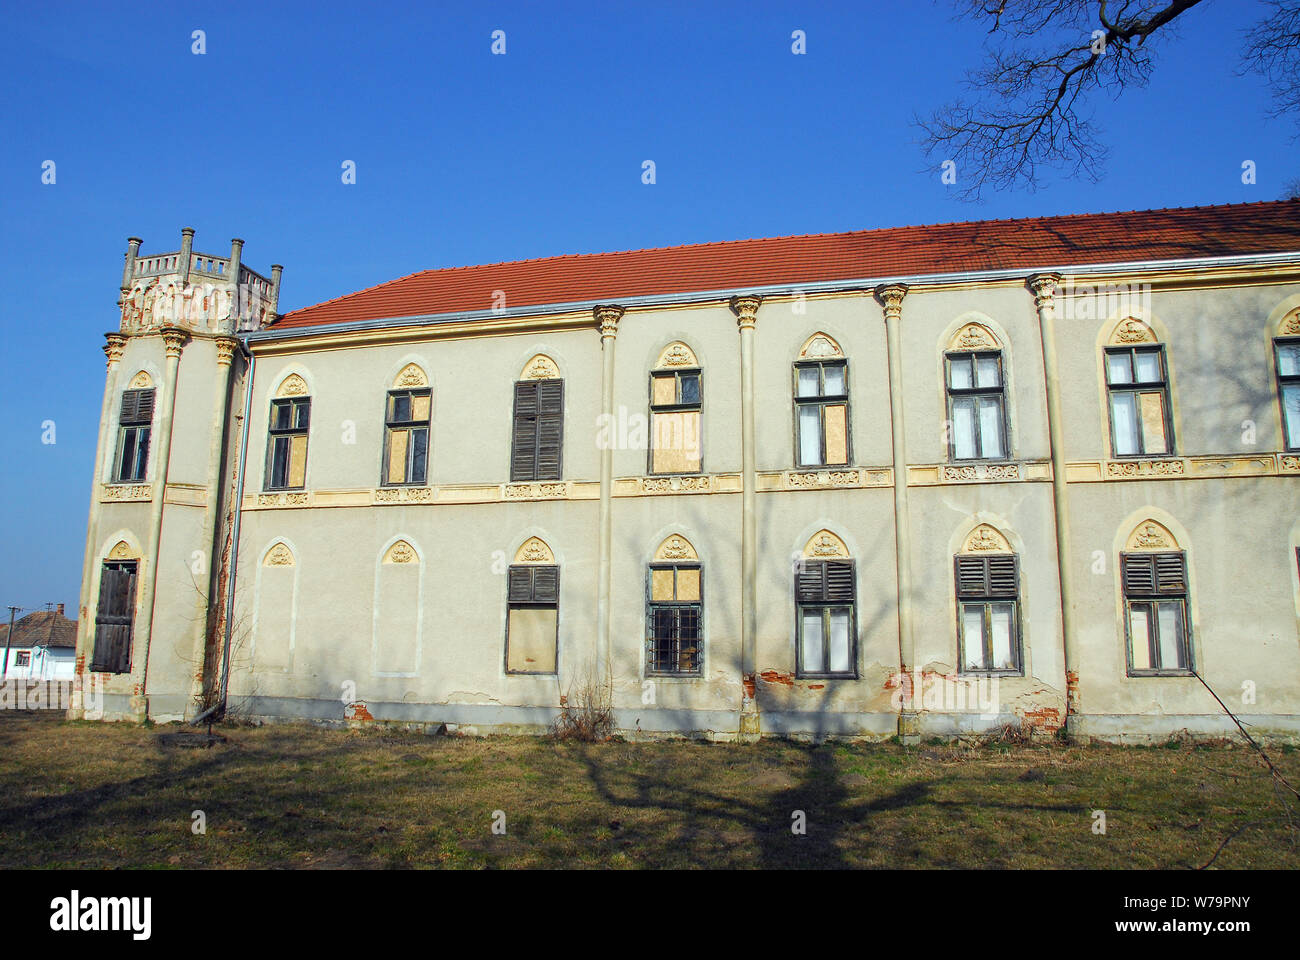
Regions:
[[961, 524, 1012, 554], [1106, 458, 1184, 478], [394, 363, 429, 388], [729, 295, 762, 329], [504, 482, 567, 500], [108, 540, 137, 560], [875, 283, 908, 318], [594, 305, 625, 339], [374, 486, 433, 503], [1279, 309, 1300, 336], [948, 323, 999, 351], [654, 535, 698, 562], [214, 338, 238, 367], [520, 354, 560, 380], [941, 462, 1020, 482], [1028, 273, 1061, 310], [798, 332, 844, 360], [161, 326, 188, 358], [103, 334, 128, 366], [383, 540, 417, 564], [128, 371, 153, 389], [1109, 318, 1157, 345], [804, 529, 849, 559], [655, 341, 698, 368], [264, 542, 295, 566], [1126, 520, 1178, 551], [101, 484, 151, 502], [514, 537, 555, 564], [275, 373, 309, 398]]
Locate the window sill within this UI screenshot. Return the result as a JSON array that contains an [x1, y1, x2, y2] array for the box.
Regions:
[[1126, 670, 1194, 679]]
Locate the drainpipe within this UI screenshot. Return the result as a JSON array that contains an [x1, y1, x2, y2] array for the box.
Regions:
[[216, 347, 256, 712], [1028, 273, 1078, 733], [593, 305, 624, 685], [729, 295, 762, 742]]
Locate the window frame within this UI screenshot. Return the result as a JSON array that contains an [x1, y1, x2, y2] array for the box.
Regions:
[[953, 554, 1023, 676], [1121, 551, 1193, 677], [113, 388, 155, 483], [380, 388, 432, 486], [13, 651, 30, 668], [504, 563, 560, 676], [1104, 345, 1174, 458], [265, 396, 311, 491], [944, 350, 1010, 462], [91, 558, 138, 675], [792, 359, 852, 468], [1273, 337, 1300, 452], [645, 561, 704, 677], [794, 558, 858, 679], [647, 368, 704, 476]]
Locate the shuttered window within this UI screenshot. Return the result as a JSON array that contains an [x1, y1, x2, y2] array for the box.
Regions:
[[1274, 339, 1300, 451], [266, 397, 310, 490], [91, 560, 137, 674], [1105, 346, 1173, 457], [649, 369, 703, 474], [796, 559, 856, 677], [954, 555, 1021, 673], [506, 564, 559, 674], [794, 360, 850, 467], [383, 389, 431, 485], [946, 352, 1007, 460], [1122, 551, 1191, 675], [114, 388, 155, 482], [646, 563, 703, 675], [511, 380, 564, 481]]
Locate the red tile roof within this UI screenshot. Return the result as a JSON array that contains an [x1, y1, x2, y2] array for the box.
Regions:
[[276, 200, 1300, 330], [1, 610, 77, 649]]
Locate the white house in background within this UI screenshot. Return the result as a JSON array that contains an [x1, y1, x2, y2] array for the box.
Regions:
[[2, 605, 77, 680]]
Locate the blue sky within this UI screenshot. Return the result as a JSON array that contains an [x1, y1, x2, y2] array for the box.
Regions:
[[0, 0, 1291, 612]]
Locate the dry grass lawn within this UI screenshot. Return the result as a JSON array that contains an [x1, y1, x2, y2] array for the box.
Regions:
[[0, 712, 1296, 869]]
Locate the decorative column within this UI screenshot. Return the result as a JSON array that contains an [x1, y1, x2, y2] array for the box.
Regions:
[[71, 333, 128, 719], [875, 283, 919, 742], [1028, 273, 1078, 730], [179, 227, 194, 288], [228, 239, 244, 330], [729, 294, 762, 742], [186, 336, 240, 717], [132, 325, 187, 719], [594, 304, 624, 683]]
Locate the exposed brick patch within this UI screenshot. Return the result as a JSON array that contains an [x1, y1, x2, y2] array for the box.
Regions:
[[758, 670, 794, 687], [344, 701, 374, 722]]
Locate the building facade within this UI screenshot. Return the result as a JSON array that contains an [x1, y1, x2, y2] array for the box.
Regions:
[[70, 202, 1300, 742]]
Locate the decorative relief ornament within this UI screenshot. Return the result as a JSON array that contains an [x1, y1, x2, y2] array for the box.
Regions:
[[655, 535, 698, 561], [949, 323, 998, 351], [108, 540, 135, 560], [161, 326, 188, 358], [804, 529, 849, 558], [1028, 273, 1061, 310], [394, 363, 429, 388], [798, 333, 844, 360], [264, 542, 295, 566], [128, 371, 153, 389], [515, 537, 555, 564], [276, 373, 308, 397], [1126, 520, 1176, 551], [383, 540, 416, 563], [594, 304, 625, 338], [520, 354, 560, 380], [963, 524, 1012, 553], [1110, 318, 1156, 345], [103, 334, 128, 366], [1279, 309, 1300, 336], [656, 341, 698, 368], [875, 283, 908, 318], [214, 338, 238, 367], [729, 295, 762, 329]]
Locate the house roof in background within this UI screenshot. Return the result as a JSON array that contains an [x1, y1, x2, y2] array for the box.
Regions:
[[1, 609, 77, 650]]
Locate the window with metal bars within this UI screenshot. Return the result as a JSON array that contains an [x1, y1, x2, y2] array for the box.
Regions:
[[1274, 339, 1300, 451], [1122, 551, 1191, 675], [382, 389, 431, 485], [92, 559, 137, 674], [649, 369, 702, 474], [505, 564, 559, 674], [266, 397, 311, 490], [794, 360, 851, 467], [646, 563, 703, 675], [795, 558, 856, 677], [946, 351, 1008, 460], [510, 379, 564, 481], [954, 554, 1022, 674], [114, 388, 155, 482], [1105, 346, 1173, 457]]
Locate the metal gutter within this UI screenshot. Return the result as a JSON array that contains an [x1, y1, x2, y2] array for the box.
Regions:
[[244, 248, 1300, 345]]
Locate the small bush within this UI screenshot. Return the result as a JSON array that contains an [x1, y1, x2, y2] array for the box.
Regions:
[[551, 670, 614, 742]]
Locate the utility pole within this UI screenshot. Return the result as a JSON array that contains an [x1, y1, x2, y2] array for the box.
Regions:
[[2, 606, 19, 678]]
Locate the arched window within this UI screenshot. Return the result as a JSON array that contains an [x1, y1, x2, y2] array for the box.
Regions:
[[794, 334, 850, 468], [1121, 520, 1191, 676], [649, 342, 702, 474], [1104, 319, 1173, 457], [795, 530, 856, 677], [114, 372, 155, 482], [944, 323, 1007, 461], [382, 365, 431, 485], [511, 356, 563, 481], [1272, 308, 1300, 451], [506, 537, 559, 674], [954, 524, 1021, 674], [646, 535, 703, 675], [266, 374, 310, 490]]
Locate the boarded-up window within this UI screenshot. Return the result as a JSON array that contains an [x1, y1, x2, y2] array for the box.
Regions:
[[954, 554, 1021, 673], [1122, 552, 1191, 674], [795, 559, 855, 676], [114, 388, 155, 482], [511, 380, 564, 481], [794, 361, 850, 467], [506, 564, 559, 674], [1275, 339, 1300, 451], [383, 390, 431, 485], [946, 352, 1007, 460], [1105, 346, 1172, 457], [650, 370, 702, 474], [91, 560, 137, 674], [646, 563, 703, 674], [267, 397, 310, 490]]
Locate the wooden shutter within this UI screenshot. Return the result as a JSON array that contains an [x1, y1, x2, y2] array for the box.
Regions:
[[508, 565, 559, 603], [511, 381, 539, 481], [955, 555, 1018, 599], [796, 561, 826, 603], [120, 389, 155, 424], [535, 380, 564, 480], [92, 561, 136, 673], [1122, 554, 1157, 595], [507, 566, 534, 602], [1154, 553, 1186, 593], [797, 560, 855, 602]]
